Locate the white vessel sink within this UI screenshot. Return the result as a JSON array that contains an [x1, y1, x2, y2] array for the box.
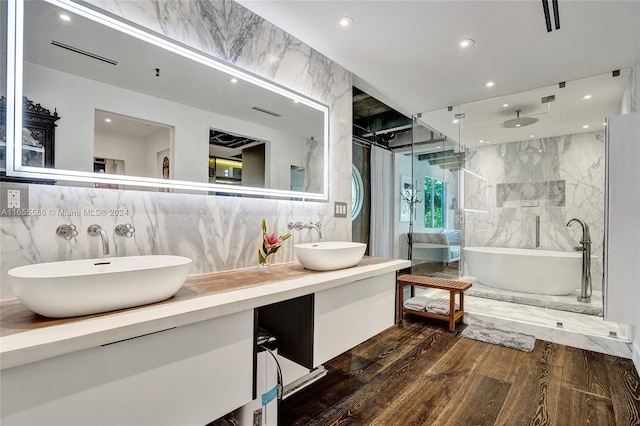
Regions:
[[294, 241, 367, 271], [8, 255, 192, 318]]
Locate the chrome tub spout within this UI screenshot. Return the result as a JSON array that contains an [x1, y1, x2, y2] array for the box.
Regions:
[[567, 218, 591, 303]]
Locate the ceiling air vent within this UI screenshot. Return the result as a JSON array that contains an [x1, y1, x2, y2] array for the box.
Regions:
[[51, 41, 118, 65], [251, 106, 281, 117]]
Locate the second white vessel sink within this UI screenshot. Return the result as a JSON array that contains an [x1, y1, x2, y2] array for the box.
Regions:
[[294, 241, 367, 271], [8, 255, 192, 318]]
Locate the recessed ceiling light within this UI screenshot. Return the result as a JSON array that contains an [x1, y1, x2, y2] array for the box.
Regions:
[[515, 124, 521, 127], [485, 141, 491, 144], [479, 140, 484, 143], [530, 134, 535, 138], [104, 118, 112, 123], [338, 16, 354, 27], [502, 103, 509, 108], [59, 14, 71, 22], [293, 99, 300, 104], [459, 39, 474, 48], [436, 146, 441, 149], [538, 149, 543, 152], [453, 119, 459, 124], [583, 125, 590, 129], [583, 94, 592, 100], [230, 78, 238, 84], [485, 81, 495, 88]]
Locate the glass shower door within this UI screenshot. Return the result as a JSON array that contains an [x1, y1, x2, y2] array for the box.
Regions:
[[409, 116, 463, 279]]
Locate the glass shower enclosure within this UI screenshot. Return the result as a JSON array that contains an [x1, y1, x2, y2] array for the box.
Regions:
[[410, 69, 632, 340]]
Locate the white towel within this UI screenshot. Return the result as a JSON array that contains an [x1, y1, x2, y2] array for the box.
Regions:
[[425, 299, 459, 316], [403, 296, 431, 311]]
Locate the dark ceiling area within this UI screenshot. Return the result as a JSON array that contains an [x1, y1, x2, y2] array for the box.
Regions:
[[353, 87, 411, 148], [353, 87, 463, 169]]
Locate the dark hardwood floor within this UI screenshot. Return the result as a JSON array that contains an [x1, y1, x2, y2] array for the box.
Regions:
[[280, 317, 640, 426]]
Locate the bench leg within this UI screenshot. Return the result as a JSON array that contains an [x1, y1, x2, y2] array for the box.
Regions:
[[449, 292, 456, 332], [397, 283, 404, 323]]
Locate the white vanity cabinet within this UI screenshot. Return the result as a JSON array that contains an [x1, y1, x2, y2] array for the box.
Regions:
[[1, 259, 410, 425], [313, 272, 397, 366], [0, 310, 254, 426]]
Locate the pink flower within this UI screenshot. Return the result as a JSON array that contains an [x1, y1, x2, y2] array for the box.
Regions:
[[264, 232, 281, 250]]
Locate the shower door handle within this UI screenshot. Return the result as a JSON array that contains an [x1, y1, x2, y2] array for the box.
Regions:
[[535, 216, 540, 248]]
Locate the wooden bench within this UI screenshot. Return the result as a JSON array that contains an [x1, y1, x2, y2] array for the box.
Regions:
[[397, 274, 472, 332]]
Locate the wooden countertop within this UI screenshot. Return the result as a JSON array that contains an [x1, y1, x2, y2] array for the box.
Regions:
[[0, 257, 410, 369]]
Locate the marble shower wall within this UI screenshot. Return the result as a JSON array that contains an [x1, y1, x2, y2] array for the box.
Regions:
[[0, 0, 352, 299], [463, 131, 605, 290]]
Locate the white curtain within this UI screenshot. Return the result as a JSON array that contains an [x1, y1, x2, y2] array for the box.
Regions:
[[369, 146, 393, 257]]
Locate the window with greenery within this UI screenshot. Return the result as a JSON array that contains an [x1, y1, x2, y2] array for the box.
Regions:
[[424, 177, 444, 228]]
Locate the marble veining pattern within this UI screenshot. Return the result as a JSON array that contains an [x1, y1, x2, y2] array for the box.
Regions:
[[463, 131, 605, 290], [1, 0, 352, 299]]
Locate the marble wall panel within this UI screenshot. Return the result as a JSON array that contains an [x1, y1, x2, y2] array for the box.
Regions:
[[463, 131, 605, 291], [0, 0, 352, 299]]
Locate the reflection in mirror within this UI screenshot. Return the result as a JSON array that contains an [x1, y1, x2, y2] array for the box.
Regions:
[[93, 111, 172, 191], [4, 0, 329, 199]]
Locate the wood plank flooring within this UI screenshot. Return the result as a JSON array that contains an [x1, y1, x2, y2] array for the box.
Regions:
[[280, 317, 640, 426]]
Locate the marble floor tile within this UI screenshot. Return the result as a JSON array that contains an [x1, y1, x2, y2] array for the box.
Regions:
[[418, 288, 631, 358]]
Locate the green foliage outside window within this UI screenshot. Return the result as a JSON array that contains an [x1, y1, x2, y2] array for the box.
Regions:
[[424, 177, 444, 228]]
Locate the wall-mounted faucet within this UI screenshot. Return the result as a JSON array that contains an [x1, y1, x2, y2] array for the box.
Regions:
[[88, 224, 110, 256], [567, 218, 591, 303], [288, 221, 323, 240]]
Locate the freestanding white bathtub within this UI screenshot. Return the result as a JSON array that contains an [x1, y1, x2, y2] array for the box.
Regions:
[[463, 247, 582, 295]]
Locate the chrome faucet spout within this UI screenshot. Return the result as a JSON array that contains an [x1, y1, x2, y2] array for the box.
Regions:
[[88, 224, 110, 256], [307, 222, 323, 240], [288, 220, 322, 240]]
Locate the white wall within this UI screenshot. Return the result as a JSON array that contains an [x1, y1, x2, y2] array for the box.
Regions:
[[94, 126, 171, 184], [147, 128, 172, 180], [631, 63, 640, 375], [94, 130, 149, 178], [266, 132, 305, 191]]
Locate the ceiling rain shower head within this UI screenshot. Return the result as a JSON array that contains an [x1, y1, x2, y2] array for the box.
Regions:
[[501, 110, 539, 128]]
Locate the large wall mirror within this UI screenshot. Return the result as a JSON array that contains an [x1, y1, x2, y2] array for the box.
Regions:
[[2, 0, 329, 200]]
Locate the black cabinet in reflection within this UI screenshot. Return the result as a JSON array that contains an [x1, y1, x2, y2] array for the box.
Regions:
[[1, 96, 59, 183]]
